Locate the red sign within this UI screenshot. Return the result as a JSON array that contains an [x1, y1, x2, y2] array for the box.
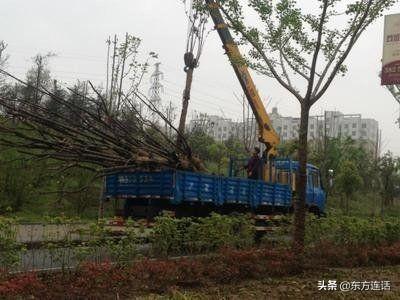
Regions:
[[382, 14, 400, 85]]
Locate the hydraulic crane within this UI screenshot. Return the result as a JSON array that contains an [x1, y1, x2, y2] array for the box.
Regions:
[[205, 0, 280, 159]]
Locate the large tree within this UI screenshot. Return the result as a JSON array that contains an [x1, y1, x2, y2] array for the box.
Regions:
[[378, 151, 400, 208], [208, 0, 396, 251]]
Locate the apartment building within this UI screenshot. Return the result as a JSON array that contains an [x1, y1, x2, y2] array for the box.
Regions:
[[188, 108, 380, 153]]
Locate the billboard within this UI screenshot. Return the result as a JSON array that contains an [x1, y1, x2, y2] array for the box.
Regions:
[[382, 13, 400, 85]]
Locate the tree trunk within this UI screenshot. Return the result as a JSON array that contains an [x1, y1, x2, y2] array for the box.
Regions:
[[292, 103, 310, 253], [177, 67, 194, 146]]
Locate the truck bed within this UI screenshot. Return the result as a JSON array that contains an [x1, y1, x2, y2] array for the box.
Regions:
[[105, 169, 292, 210]]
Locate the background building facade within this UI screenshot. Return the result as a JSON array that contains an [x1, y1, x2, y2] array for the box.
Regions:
[[188, 107, 380, 154]]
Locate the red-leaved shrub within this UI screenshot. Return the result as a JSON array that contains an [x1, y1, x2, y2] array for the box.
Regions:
[[1, 242, 400, 298], [0, 272, 44, 298]]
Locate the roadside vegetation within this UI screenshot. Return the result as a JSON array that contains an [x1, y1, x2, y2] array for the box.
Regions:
[[1, 212, 400, 298]]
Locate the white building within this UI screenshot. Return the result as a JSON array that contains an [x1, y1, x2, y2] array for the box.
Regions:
[[275, 109, 378, 143], [188, 108, 380, 153], [188, 115, 241, 142], [269, 108, 380, 153]]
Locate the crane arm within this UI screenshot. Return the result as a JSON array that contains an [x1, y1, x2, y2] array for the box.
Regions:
[[205, 0, 280, 158]]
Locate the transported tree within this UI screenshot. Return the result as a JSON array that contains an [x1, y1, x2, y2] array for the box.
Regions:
[[177, 0, 209, 146]]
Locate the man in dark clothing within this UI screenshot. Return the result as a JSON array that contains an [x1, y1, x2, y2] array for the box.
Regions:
[[245, 147, 261, 180]]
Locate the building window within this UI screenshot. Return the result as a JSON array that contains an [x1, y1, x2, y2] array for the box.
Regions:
[[362, 123, 366, 128], [352, 131, 356, 136], [283, 125, 287, 130], [283, 132, 287, 137], [352, 123, 356, 128], [310, 124, 314, 129], [223, 127, 227, 131]]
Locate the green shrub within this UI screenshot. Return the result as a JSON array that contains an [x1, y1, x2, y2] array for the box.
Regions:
[[150, 213, 255, 256], [105, 219, 139, 265], [0, 217, 26, 269], [305, 214, 400, 247]]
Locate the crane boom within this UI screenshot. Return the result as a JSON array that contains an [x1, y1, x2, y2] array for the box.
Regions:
[[205, 0, 280, 158]]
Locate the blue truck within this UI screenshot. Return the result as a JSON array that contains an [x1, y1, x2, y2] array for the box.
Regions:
[[104, 158, 326, 219], [103, 2, 328, 221]]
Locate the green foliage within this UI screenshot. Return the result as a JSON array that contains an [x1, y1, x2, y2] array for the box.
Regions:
[[0, 149, 39, 213], [277, 140, 298, 158], [150, 216, 192, 257], [186, 213, 255, 252], [378, 151, 400, 206], [335, 160, 362, 198], [216, 0, 395, 89], [309, 137, 377, 193], [186, 128, 216, 161], [52, 167, 100, 215], [150, 213, 255, 256], [0, 144, 102, 218], [224, 136, 248, 159], [187, 127, 248, 176], [310, 139, 400, 215], [206, 143, 229, 174], [105, 219, 139, 265], [305, 214, 400, 247], [0, 217, 26, 269]]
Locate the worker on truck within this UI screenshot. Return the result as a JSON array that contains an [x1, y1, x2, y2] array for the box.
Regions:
[[245, 147, 261, 180]]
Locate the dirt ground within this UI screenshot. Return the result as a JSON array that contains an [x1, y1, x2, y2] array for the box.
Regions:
[[134, 265, 400, 300]]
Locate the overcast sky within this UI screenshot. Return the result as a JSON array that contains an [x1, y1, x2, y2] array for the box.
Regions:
[[1, 0, 400, 155]]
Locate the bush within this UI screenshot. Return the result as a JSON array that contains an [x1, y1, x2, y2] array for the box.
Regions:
[[150, 213, 255, 256], [0, 272, 44, 298], [105, 219, 139, 265], [305, 214, 400, 247], [306, 241, 400, 268], [0, 217, 26, 269]]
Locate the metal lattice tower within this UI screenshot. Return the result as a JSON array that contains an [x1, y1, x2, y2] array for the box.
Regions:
[[148, 62, 164, 107], [386, 84, 400, 128]]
